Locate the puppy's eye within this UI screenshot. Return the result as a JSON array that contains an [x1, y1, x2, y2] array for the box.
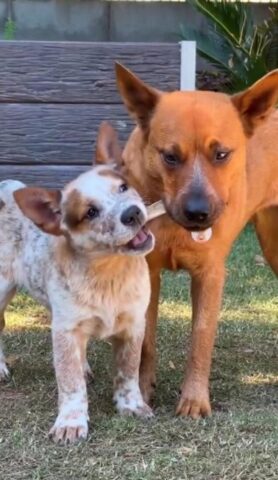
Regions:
[[85, 206, 99, 220], [161, 151, 180, 167], [215, 150, 230, 163], [119, 183, 128, 193]]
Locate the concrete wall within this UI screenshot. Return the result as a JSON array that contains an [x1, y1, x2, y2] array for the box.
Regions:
[[0, 0, 273, 69], [0, 1, 273, 41]]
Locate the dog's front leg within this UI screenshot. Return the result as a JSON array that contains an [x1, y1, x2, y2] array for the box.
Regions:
[[139, 269, 161, 404], [113, 328, 154, 418], [176, 262, 225, 418], [49, 327, 89, 444]]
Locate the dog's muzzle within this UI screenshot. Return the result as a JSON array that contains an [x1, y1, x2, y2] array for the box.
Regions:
[[165, 190, 224, 232], [183, 191, 211, 228], [120, 205, 145, 227]]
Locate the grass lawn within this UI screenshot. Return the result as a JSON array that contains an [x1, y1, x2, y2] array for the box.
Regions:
[[0, 226, 277, 479]]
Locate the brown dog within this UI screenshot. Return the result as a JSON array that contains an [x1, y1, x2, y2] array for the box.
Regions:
[[97, 66, 278, 419]]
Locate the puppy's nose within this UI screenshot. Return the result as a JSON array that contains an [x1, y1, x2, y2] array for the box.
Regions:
[[121, 205, 143, 226], [184, 193, 210, 224]]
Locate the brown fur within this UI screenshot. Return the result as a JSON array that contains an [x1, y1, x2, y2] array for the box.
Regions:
[[107, 65, 278, 418], [63, 189, 101, 232]]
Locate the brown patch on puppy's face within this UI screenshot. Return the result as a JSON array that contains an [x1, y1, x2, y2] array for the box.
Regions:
[[63, 189, 101, 232]]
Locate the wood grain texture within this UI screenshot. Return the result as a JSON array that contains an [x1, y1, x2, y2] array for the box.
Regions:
[[0, 41, 180, 103], [0, 103, 134, 165], [0, 165, 90, 189]]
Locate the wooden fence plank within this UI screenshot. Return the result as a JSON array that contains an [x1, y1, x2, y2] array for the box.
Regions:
[[0, 41, 180, 103], [0, 103, 133, 165], [0, 165, 89, 189]]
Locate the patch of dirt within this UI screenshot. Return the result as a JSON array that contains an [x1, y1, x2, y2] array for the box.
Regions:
[[197, 71, 230, 92]]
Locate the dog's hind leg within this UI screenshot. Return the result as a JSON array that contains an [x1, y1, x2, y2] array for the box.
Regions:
[[0, 276, 16, 381], [139, 269, 161, 405], [253, 207, 278, 274]]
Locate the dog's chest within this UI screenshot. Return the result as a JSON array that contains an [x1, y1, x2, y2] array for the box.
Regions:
[[78, 309, 136, 339], [56, 260, 150, 339]]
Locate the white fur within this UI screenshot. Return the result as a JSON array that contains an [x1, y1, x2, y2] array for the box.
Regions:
[[113, 376, 153, 417], [0, 169, 153, 444]]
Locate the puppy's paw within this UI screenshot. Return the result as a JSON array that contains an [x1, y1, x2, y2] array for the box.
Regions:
[[176, 384, 211, 419], [114, 387, 154, 419], [131, 402, 154, 419], [139, 371, 156, 406], [0, 360, 10, 382], [117, 401, 154, 419], [49, 412, 88, 445]]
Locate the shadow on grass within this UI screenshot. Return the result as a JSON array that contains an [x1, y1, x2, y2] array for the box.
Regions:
[[2, 304, 277, 423]]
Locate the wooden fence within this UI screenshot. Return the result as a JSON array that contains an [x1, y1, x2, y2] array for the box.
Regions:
[[0, 41, 195, 187]]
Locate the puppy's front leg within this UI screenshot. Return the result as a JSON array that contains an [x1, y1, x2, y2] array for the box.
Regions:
[[49, 327, 89, 444], [177, 262, 225, 418], [113, 326, 154, 419]]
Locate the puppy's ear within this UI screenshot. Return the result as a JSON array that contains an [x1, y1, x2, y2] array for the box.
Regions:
[[14, 187, 62, 236], [115, 63, 160, 134], [232, 69, 278, 136], [95, 121, 122, 166]]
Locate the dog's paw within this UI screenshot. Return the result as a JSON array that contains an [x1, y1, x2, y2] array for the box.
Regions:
[[49, 412, 88, 445], [118, 401, 154, 419], [139, 372, 156, 406], [176, 384, 211, 419], [114, 387, 154, 419], [0, 360, 10, 382]]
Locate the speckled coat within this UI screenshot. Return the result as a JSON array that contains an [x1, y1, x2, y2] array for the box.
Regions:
[[0, 164, 154, 445]]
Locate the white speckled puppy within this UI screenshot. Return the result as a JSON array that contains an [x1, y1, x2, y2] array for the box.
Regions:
[[0, 125, 155, 444]]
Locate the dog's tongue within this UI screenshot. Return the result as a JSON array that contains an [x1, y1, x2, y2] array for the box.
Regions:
[[130, 228, 148, 247], [191, 228, 212, 243]]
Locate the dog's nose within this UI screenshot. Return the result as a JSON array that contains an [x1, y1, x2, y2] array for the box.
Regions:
[[183, 193, 210, 224], [121, 205, 143, 226]]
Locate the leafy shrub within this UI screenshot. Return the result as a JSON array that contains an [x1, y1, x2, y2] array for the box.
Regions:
[[180, 0, 278, 92]]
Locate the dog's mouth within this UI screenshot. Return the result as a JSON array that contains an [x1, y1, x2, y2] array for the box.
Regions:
[[122, 226, 154, 253], [190, 227, 212, 243]]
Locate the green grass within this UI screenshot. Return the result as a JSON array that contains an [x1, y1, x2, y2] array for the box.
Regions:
[[0, 226, 277, 479]]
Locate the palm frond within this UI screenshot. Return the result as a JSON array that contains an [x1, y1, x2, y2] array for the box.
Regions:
[[180, 1, 277, 92]]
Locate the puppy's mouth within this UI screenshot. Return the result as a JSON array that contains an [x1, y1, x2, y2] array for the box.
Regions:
[[122, 227, 154, 253]]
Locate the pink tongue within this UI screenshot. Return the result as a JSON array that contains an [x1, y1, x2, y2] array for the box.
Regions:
[[130, 229, 148, 247]]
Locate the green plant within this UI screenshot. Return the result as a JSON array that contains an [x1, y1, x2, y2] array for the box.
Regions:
[[4, 17, 16, 40], [180, 0, 278, 92]]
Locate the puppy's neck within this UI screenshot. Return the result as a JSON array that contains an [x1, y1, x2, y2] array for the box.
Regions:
[[53, 236, 143, 281]]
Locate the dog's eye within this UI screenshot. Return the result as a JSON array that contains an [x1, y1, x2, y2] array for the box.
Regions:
[[161, 152, 180, 167], [119, 183, 128, 193], [85, 206, 99, 220], [215, 151, 230, 163]]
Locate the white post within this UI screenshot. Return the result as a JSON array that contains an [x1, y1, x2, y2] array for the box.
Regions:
[[180, 41, 196, 91]]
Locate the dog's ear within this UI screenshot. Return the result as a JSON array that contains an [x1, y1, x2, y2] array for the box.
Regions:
[[14, 187, 63, 236], [95, 121, 122, 166], [232, 69, 278, 136], [115, 62, 160, 134]]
